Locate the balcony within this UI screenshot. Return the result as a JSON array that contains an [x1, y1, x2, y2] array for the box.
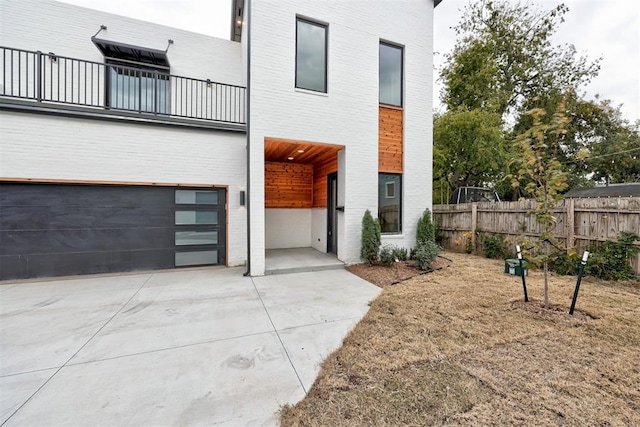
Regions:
[[0, 46, 246, 129]]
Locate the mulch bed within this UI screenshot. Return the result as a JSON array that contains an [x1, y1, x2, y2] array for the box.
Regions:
[[346, 255, 453, 288]]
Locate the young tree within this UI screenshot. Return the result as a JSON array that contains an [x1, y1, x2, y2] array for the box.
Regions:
[[510, 102, 569, 308]]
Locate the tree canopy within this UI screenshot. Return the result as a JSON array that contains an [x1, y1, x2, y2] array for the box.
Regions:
[[435, 0, 639, 200]]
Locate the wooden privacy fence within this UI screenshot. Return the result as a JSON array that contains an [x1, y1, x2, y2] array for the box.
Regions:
[[433, 197, 640, 275]]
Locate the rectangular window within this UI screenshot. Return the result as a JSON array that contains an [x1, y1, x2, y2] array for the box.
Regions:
[[379, 42, 403, 106], [108, 62, 170, 114], [379, 173, 402, 233], [175, 190, 218, 205], [296, 18, 327, 93], [174, 211, 218, 225], [175, 250, 218, 267], [175, 231, 218, 246]]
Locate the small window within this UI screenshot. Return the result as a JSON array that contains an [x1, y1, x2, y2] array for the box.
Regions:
[[175, 190, 218, 205], [175, 211, 218, 225], [175, 231, 218, 246], [175, 250, 218, 266], [379, 173, 402, 233], [296, 18, 327, 93], [385, 181, 395, 198], [379, 42, 403, 106]]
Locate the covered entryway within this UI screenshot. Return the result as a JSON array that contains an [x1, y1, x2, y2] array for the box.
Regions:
[[0, 183, 226, 280], [263, 138, 344, 273]]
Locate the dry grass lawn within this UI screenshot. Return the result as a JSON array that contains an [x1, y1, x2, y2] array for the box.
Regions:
[[281, 252, 640, 426]]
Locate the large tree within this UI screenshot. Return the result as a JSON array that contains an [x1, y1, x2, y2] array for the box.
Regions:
[[437, 0, 614, 197], [441, 0, 600, 122], [434, 108, 506, 192]]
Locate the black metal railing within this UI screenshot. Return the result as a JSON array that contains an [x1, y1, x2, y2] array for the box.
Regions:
[[0, 46, 246, 125]]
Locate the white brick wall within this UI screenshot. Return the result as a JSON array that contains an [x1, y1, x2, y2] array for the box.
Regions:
[[248, 0, 434, 273], [0, 112, 248, 266], [0, 0, 248, 267], [0, 0, 244, 86]]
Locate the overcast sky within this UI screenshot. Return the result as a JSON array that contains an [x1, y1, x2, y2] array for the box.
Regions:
[[60, 0, 640, 123]]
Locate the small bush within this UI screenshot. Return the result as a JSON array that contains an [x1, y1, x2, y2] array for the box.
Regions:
[[361, 210, 381, 265], [481, 233, 509, 259], [412, 241, 441, 271], [586, 231, 640, 281], [392, 246, 408, 261], [416, 209, 436, 246], [379, 245, 396, 266], [549, 251, 580, 276]]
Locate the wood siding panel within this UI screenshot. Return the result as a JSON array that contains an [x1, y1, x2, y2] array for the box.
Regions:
[[265, 161, 313, 208], [313, 156, 338, 208], [379, 105, 403, 173]]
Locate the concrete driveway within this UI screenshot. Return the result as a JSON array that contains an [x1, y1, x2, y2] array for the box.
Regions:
[[0, 267, 380, 426]]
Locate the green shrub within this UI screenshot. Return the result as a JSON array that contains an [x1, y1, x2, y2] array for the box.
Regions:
[[585, 232, 640, 281], [361, 209, 381, 265], [412, 241, 442, 271], [481, 233, 509, 259], [392, 246, 408, 261], [549, 251, 580, 276], [416, 209, 436, 246], [379, 244, 395, 266]]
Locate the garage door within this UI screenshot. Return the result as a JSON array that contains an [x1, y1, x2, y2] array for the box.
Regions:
[[0, 183, 226, 280]]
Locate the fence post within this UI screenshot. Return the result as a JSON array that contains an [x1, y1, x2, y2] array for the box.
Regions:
[[471, 203, 478, 247], [567, 198, 575, 248]]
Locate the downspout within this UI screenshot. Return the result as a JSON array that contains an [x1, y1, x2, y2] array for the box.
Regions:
[[243, 0, 252, 277]]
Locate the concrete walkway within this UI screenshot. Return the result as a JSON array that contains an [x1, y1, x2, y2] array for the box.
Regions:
[[0, 267, 380, 426]]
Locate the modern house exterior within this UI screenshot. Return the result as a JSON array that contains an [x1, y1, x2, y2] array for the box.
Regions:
[[0, 0, 438, 280]]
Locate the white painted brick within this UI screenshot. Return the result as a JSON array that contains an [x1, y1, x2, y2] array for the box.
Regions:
[[0, 0, 244, 86], [248, 0, 434, 273], [0, 0, 248, 268], [0, 112, 248, 267]]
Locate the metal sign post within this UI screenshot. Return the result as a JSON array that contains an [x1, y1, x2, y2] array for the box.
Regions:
[[516, 245, 529, 302], [569, 251, 589, 315]]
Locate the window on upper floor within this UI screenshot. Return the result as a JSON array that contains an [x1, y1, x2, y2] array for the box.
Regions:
[[379, 173, 402, 234], [93, 37, 172, 114], [296, 17, 327, 93], [107, 61, 171, 114], [379, 42, 403, 107]]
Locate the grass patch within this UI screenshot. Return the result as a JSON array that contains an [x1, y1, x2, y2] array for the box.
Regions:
[[281, 252, 640, 426]]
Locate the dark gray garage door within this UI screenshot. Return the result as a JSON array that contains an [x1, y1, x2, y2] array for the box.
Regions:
[[0, 183, 226, 280]]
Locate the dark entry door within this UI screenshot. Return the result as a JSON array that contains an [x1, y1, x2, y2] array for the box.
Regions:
[[327, 172, 338, 254], [0, 183, 226, 280]]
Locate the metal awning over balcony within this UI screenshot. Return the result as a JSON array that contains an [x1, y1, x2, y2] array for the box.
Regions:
[[92, 37, 170, 69]]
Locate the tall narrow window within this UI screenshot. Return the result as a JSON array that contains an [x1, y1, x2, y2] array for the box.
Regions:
[[379, 42, 403, 106], [296, 18, 327, 93], [379, 173, 402, 233]]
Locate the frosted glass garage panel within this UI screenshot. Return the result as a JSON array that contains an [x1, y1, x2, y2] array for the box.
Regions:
[[175, 231, 218, 246], [175, 190, 218, 204], [175, 250, 218, 266], [175, 211, 218, 225]]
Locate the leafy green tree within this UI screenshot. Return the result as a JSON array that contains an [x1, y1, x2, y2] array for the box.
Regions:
[[587, 117, 640, 184], [441, 1, 600, 121], [434, 108, 506, 192], [510, 103, 569, 308]]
